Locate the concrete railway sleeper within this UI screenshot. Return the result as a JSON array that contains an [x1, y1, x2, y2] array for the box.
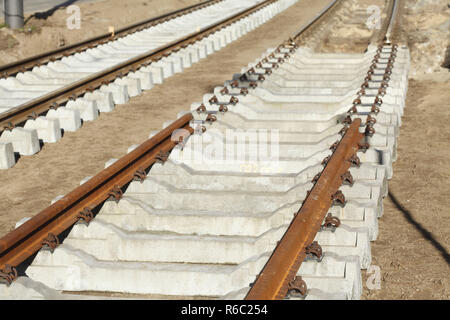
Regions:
[[0, 35, 409, 298], [0, 0, 300, 170]]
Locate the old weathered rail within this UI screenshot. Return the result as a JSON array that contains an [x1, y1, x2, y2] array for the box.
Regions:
[[245, 119, 364, 299], [0, 113, 193, 278]]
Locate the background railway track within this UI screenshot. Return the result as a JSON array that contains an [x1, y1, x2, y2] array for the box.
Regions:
[[0, 0, 415, 300], [0, 0, 222, 78], [0, 0, 298, 169], [0, 0, 221, 79]]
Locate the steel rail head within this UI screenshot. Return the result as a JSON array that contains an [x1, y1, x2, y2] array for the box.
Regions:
[[370, 0, 398, 45], [0, 113, 193, 270], [245, 118, 364, 300], [0, 0, 276, 135], [384, 0, 399, 44]]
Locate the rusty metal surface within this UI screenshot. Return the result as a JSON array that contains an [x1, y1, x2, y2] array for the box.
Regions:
[[0, 0, 221, 79], [0, 113, 193, 272], [245, 119, 364, 300], [0, 0, 275, 134]]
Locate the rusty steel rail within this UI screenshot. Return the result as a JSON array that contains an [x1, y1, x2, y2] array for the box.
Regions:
[[293, 0, 398, 46], [245, 0, 400, 300], [0, 0, 221, 79], [0, 0, 275, 135], [0, 113, 194, 280], [245, 119, 365, 300]]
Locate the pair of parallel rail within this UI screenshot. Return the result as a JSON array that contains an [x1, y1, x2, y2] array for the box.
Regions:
[[0, 0, 399, 300]]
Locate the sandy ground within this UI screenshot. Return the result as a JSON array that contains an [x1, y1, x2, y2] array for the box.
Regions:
[[0, 0, 203, 65], [402, 0, 449, 77], [0, 0, 448, 300], [361, 73, 450, 299]]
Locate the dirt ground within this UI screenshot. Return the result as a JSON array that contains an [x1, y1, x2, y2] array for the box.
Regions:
[[361, 74, 450, 299], [0, 0, 448, 300]]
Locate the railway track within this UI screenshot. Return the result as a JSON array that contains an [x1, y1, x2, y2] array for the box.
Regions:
[[0, 0, 298, 169], [0, 0, 221, 79], [0, 0, 410, 300]]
